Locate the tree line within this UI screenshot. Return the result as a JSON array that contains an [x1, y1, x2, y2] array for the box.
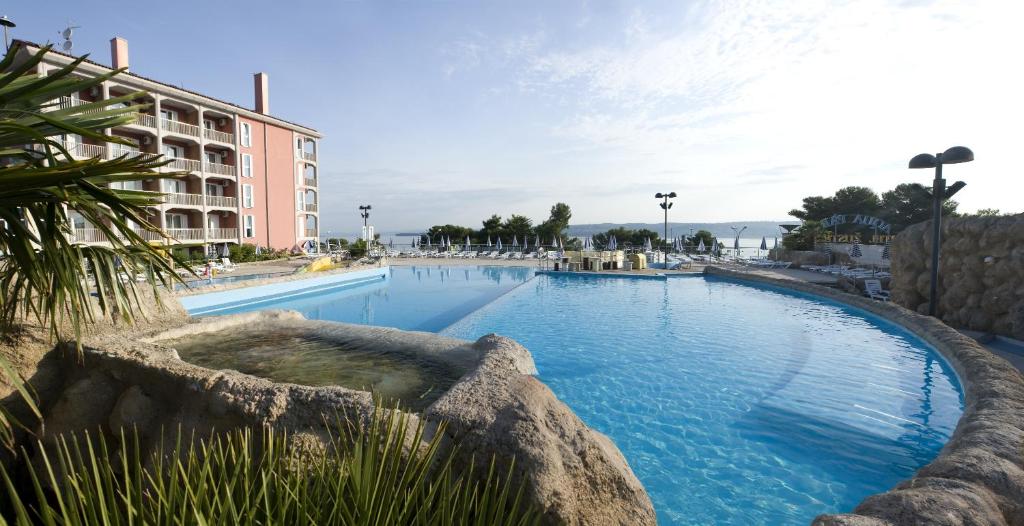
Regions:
[[423, 203, 574, 246]]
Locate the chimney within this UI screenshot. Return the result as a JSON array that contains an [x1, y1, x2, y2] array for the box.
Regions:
[[110, 37, 129, 71], [254, 72, 269, 114]]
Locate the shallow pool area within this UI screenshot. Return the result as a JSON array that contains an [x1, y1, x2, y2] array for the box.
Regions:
[[186, 265, 964, 525], [162, 327, 467, 412]]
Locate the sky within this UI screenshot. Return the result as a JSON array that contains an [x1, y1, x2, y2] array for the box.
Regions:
[[7, 1, 1024, 233]]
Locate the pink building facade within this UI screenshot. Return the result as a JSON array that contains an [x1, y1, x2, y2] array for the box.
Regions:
[[10, 38, 322, 253]]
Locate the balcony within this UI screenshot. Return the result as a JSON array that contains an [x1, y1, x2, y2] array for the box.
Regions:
[[204, 161, 236, 177], [203, 128, 234, 144], [132, 227, 164, 242], [166, 157, 201, 172], [303, 177, 317, 187], [205, 195, 237, 208], [165, 228, 204, 241], [304, 203, 318, 213], [302, 151, 316, 162], [60, 141, 106, 159], [73, 228, 108, 243], [303, 228, 317, 238], [132, 113, 157, 129], [161, 118, 200, 138], [208, 227, 238, 240], [163, 192, 204, 207]]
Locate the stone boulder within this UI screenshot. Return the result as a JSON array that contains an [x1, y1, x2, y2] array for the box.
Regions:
[[425, 334, 657, 526]]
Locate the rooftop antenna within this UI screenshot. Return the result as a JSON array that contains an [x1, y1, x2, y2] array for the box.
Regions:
[[0, 16, 15, 53], [58, 21, 79, 53]]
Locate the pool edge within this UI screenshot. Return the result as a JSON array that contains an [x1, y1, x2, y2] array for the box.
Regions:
[[704, 266, 1024, 526]]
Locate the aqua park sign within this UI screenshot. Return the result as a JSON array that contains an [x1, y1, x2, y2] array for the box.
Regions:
[[819, 213, 892, 234]]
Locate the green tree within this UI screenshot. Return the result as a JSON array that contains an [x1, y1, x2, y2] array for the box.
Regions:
[[426, 224, 475, 244], [480, 214, 502, 240], [789, 186, 882, 222], [973, 208, 1004, 217], [690, 229, 714, 250], [536, 202, 572, 242], [501, 214, 533, 242], [782, 220, 823, 251], [879, 183, 958, 230]]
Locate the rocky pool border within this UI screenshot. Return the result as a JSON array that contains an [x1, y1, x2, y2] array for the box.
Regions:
[[705, 266, 1024, 526]]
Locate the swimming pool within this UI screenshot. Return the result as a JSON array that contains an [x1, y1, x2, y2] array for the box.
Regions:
[[195, 265, 964, 524]]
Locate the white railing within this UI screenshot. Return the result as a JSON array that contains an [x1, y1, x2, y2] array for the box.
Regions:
[[304, 203, 318, 213], [166, 228, 204, 241], [133, 113, 157, 128], [132, 228, 163, 242], [203, 128, 234, 144], [304, 228, 318, 238], [60, 142, 106, 158], [166, 157, 201, 172], [303, 177, 317, 187], [164, 193, 204, 207], [302, 151, 316, 162], [73, 228, 108, 243], [204, 162, 236, 177], [109, 143, 141, 158], [205, 195, 237, 208], [207, 227, 238, 240], [161, 118, 200, 137]]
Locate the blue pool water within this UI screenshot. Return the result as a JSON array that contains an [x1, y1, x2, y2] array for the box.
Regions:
[[201, 266, 964, 525]]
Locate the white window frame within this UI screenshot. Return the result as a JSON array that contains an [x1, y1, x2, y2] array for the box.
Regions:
[[243, 215, 255, 238], [160, 108, 178, 122], [241, 154, 253, 178], [240, 122, 251, 147], [242, 184, 254, 208]]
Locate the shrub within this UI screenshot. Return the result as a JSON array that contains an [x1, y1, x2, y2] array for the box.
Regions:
[[0, 408, 540, 525]]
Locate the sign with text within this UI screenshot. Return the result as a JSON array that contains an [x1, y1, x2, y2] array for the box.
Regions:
[[819, 213, 892, 234]]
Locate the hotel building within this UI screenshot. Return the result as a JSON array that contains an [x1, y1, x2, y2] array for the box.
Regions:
[[9, 38, 322, 254]]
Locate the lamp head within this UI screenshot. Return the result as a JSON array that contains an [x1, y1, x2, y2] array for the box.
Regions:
[[942, 146, 974, 164], [655, 193, 664, 198], [909, 153, 937, 169], [668, 191, 677, 198]]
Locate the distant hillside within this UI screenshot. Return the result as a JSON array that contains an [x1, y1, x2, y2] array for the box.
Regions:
[[566, 221, 795, 239]]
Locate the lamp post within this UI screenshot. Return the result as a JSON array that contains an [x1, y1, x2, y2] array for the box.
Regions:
[[655, 192, 677, 256], [0, 17, 14, 53], [730, 225, 747, 257], [908, 146, 972, 317]]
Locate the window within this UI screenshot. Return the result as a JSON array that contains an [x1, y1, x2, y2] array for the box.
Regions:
[[240, 122, 251, 147], [163, 179, 185, 194], [166, 213, 187, 229], [207, 214, 220, 229], [242, 184, 254, 208], [243, 215, 255, 238], [205, 182, 223, 196], [203, 119, 214, 130], [205, 151, 220, 164], [296, 190, 304, 209], [241, 154, 253, 177], [163, 144, 180, 158], [160, 108, 178, 121]]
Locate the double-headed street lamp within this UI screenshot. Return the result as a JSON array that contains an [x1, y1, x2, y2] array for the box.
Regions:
[[908, 146, 973, 317], [655, 192, 677, 254]]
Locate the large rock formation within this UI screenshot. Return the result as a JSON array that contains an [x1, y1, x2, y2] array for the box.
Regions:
[[17, 311, 655, 526], [890, 214, 1024, 339]]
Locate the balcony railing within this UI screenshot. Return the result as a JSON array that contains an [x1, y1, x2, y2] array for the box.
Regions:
[[133, 113, 157, 128], [302, 151, 316, 162], [60, 141, 106, 159], [207, 227, 238, 240], [161, 118, 200, 137], [109, 143, 141, 158], [304, 203, 318, 213], [163, 192, 204, 207], [166, 228, 204, 241], [203, 128, 234, 144], [166, 157, 201, 172], [204, 161, 236, 177], [303, 177, 317, 187], [205, 195, 237, 208], [303, 228, 318, 238], [73, 228, 108, 243], [132, 228, 164, 242]]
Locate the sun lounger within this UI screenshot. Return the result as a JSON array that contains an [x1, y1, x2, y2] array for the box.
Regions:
[[863, 279, 890, 301]]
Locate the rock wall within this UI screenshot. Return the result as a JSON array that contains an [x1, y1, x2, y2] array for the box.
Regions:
[[13, 311, 655, 526], [890, 214, 1024, 339]]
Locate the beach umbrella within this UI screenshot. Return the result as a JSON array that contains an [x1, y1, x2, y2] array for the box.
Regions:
[[389, 238, 394, 248], [513, 235, 519, 247], [882, 239, 891, 261], [551, 237, 558, 248], [609, 235, 617, 251], [254, 244, 262, 255], [773, 237, 779, 249], [535, 234, 541, 249], [697, 238, 706, 252], [220, 242, 230, 257], [760, 237, 767, 250], [825, 243, 834, 264], [849, 242, 863, 259], [487, 235, 492, 247], [644, 237, 652, 252], [497, 237, 503, 250], [465, 235, 471, 248]]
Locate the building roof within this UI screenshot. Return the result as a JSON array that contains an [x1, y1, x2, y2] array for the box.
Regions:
[[11, 39, 321, 137]]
